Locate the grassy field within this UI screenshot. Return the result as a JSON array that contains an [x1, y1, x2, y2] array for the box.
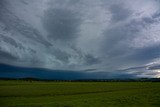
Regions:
[[0, 80, 160, 107]]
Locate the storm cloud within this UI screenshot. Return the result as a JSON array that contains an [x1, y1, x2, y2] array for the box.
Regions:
[[43, 8, 81, 41], [0, 0, 160, 78]]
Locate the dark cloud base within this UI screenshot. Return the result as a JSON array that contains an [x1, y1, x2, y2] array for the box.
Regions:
[[0, 63, 137, 80]]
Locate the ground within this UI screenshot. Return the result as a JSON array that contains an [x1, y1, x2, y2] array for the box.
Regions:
[[0, 80, 160, 107]]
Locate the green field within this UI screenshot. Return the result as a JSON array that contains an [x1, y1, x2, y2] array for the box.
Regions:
[[0, 80, 160, 107]]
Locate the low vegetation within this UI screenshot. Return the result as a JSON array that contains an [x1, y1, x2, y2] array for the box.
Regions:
[[0, 80, 160, 107]]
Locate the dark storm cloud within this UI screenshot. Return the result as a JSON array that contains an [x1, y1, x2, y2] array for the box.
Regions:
[[0, 2, 51, 47], [52, 0, 81, 6], [101, 16, 151, 56], [0, 50, 17, 61], [21, 0, 29, 5], [0, 35, 24, 49], [0, 63, 137, 79], [152, 12, 160, 19], [84, 54, 101, 65], [0, 0, 160, 79], [128, 44, 160, 62], [96, 0, 160, 75], [109, 4, 131, 22], [101, 26, 131, 56], [148, 65, 160, 70], [118, 64, 160, 78], [52, 48, 71, 63], [43, 7, 81, 41], [100, 23, 135, 69]]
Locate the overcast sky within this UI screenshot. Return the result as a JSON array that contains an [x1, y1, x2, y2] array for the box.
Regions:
[[0, 0, 160, 78]]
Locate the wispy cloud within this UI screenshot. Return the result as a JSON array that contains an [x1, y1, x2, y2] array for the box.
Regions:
[[0, 0, 160, 78]]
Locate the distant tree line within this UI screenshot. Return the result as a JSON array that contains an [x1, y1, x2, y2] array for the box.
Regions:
[[0, 77, 160, 82]]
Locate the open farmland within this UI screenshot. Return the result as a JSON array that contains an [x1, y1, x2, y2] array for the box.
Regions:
[[0, 80, 160, 107]]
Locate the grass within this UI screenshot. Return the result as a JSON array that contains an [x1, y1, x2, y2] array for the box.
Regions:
[[0, 80, 160, 107]]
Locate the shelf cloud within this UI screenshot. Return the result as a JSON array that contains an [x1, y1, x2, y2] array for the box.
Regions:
[[0, 0, 160, 78]]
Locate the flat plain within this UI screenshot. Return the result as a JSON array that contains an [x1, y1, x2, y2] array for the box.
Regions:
[[0, 80, 160, 107]]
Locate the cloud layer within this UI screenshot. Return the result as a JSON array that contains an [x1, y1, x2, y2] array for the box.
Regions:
[[0, 0, 160, 78]]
